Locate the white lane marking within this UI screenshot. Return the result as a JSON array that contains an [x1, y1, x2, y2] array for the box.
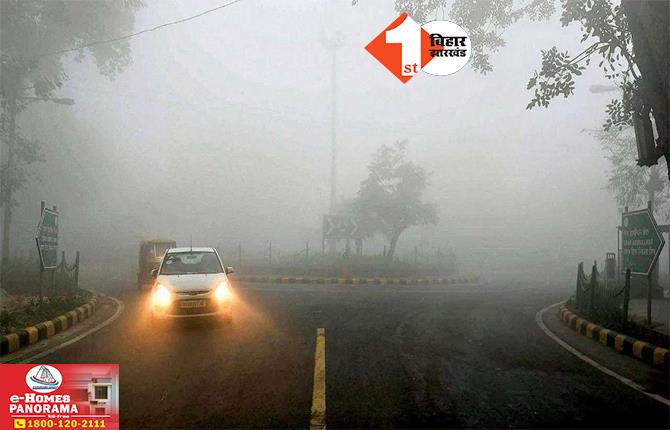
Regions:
[[536, 301, 670, 407], [21, 296, 125, 363]]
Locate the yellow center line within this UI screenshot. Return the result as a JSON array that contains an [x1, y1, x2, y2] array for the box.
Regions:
[[310, 328, 326, 430]]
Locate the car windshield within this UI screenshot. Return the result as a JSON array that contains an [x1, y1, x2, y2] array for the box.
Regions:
[[159, 252, 222, 275]]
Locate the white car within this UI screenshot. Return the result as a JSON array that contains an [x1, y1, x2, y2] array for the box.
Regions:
[[149, 247, 234, 321]]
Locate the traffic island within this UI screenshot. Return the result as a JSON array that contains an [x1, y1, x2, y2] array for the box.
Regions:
[[559, 304, 669, 371], [235, 275, 478, 286], [0, 296, 97, 356]]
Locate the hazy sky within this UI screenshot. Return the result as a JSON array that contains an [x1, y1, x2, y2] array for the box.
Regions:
[[16, 0, 639, 277]]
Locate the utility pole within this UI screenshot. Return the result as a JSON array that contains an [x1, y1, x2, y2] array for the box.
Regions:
[[323, 34, 343, 212], [323, 33, 343, 254], [329, 43, 338, 211]]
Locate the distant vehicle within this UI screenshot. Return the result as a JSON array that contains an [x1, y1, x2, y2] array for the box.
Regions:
[[137, 238, 177, 290], [149, 247, 234, 321]]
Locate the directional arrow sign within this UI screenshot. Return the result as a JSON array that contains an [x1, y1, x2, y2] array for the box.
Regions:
[[323, 215, 360, 239], [35, 207, 59, 270], [621, 208, 665, 276]]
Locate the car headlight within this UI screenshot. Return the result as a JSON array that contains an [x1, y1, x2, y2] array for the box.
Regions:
[[152, 283, 172, 307], [213, 282, 231, 301]]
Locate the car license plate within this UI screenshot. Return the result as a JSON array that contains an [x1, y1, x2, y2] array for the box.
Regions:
[[180, 300, 206, 308]]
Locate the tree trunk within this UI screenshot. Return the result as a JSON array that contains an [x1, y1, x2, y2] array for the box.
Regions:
[[0, 95, 16, 289], [622, 0, 669, 178], [355, 238, 363, 256], [387, 230, 402, 260]]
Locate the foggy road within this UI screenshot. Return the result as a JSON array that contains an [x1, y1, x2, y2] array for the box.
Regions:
[[33, 281, 669, 429], [3, 2, 670, 430]]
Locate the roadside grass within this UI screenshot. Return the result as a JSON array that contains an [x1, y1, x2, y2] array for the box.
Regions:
[[0, 253, 88, 335], [0, 290, 92, 335]]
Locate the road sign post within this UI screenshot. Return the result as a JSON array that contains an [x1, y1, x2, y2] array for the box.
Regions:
[[621, 206, 665, 326], [322, 214, 360, 256], [622, 269, 631, 331], [647, 273, 653, 325]]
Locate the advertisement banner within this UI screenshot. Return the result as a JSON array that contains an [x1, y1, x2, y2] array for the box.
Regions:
[[0, 364, 119, 430]]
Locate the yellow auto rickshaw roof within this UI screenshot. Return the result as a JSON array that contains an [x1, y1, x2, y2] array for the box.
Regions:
[[140, 238, 176, 245]]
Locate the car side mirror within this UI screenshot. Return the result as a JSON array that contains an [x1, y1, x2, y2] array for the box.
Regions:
[[151, 268, 158, 278], [225, 266, 234, 275]]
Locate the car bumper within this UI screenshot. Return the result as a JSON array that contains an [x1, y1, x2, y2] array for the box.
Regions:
[[152, 298, 231, 319]]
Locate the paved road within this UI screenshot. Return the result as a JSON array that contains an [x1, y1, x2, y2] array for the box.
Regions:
[[35, 280, 669, 429]]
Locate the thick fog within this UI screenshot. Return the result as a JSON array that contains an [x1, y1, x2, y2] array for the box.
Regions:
[[12, 0, 641, 284]]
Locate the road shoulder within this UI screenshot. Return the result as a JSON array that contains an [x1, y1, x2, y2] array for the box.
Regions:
[[540, 302, 669, 401], [0, 295, 122, 364]]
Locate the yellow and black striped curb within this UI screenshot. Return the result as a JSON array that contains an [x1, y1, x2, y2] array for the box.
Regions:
[[559, 305, 669, 370], [236, 275, 478, 286], [0, 297, 97, 356]]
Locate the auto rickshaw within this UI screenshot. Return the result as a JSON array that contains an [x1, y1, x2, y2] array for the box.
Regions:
[[137, 238, 176, 290]]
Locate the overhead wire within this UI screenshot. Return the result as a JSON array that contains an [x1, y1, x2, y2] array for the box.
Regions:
[[35, 0, 246, 58]]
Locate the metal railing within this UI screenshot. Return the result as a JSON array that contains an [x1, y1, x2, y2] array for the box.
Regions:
[[574, 261, 631, 330], [221, 242, 456, 278], [54, 250, 80, 291]]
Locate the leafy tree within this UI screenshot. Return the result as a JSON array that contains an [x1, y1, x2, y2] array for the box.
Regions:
[[396, 0, 555, 74], [600, 127, 668, 219], [354, 141, 437, 259], [524, 1, 667, 142], [355, 0, 669, 176], [353, 0, 556, 74], [1, 0, 143, 281]]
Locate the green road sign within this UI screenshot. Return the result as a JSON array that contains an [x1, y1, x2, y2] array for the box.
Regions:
[[35, 207, 59, 270], [621, 208, 665, 276]]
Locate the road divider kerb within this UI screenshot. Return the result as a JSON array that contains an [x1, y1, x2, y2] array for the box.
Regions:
[[0, 296, 98, 356], [558, 304, 668, 370], [237, 275, 478, 287]]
